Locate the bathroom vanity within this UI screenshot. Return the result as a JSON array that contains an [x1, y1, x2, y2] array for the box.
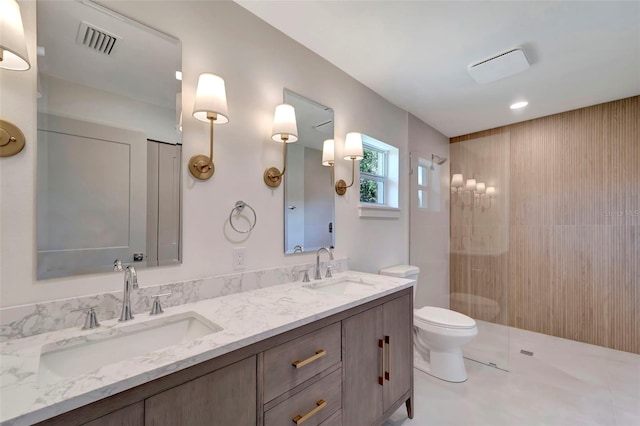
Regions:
[[0, 272, 414, 426]]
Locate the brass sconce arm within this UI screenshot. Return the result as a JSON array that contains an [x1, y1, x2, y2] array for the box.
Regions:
[[334, 132, 363, 196], [335, 157, 357, 195], [189, 112, 217, 180], [264, 134, 289, 187]]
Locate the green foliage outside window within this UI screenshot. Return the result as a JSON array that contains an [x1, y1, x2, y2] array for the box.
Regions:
[[360, 148, 381, 203]]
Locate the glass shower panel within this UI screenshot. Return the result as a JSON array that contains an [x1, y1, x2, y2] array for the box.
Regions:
[[450, 133, 510, 371]]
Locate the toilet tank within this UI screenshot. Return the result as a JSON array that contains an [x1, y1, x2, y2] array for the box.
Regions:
[[379, 265, 420, 299]]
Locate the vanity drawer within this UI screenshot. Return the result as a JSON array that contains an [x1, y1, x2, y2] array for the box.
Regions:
[[320, 409, 342, 426], [264, 368, 341, 426], [264, 322, 341, 402]]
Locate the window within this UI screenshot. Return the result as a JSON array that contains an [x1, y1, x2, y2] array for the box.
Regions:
[[358, 135, 399, 218], [360, 144, 386, 204], [416, 156, 441, 212]]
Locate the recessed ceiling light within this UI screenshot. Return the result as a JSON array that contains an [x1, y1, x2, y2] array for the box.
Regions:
[[175, 71, 182, 81], [510, 101, 528, 109]]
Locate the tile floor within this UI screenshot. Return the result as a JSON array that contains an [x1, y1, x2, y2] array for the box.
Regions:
[[386, 323, 640, 426]]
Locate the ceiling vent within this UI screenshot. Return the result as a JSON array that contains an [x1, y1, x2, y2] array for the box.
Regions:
[[76, 21, 120, 55], [468, 48, 530, 84]]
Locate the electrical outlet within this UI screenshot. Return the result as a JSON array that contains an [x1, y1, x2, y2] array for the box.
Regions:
[[233, 247, 246, 270]]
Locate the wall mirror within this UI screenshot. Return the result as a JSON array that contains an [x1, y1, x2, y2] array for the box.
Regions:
[[283, 90, 335, 254], [36, 0, 182, 279]]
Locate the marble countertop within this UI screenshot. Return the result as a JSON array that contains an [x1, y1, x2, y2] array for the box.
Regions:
[[0, 271, 413, 425]]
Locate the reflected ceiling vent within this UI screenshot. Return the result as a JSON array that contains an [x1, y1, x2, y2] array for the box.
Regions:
[[76, 21, 120, 55], [468, 48, 530, 84], [313, 120, 334, 135]]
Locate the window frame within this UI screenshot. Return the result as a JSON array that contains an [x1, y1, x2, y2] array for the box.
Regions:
[[359, 143, 389, 206]]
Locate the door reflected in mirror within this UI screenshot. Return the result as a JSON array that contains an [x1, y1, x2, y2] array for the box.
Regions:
[[283, 90, 335, 254], [36, 0, 182, 279]]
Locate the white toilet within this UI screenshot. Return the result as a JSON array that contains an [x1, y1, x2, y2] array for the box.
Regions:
[[379, 265, 478, 383]]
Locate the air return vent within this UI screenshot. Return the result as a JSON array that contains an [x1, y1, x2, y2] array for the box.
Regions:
[[76, 21, 120, 55], [468, 48, 530, 84]]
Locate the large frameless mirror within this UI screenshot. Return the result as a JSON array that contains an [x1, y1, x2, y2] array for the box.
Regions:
[[36, 0, 182, 279], [283, 90, 335, 254]]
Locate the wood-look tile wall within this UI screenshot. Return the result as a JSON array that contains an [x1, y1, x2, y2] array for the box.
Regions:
[[450, 96, 639, 354]]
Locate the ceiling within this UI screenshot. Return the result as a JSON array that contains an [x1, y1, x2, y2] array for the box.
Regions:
[[236, 1, 640, 137]]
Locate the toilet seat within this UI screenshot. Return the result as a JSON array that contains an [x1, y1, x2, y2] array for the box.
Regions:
[[415, 306, 476, 330]]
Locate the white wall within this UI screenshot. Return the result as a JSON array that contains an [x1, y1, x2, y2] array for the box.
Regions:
[[0, 1, 411, 307], [408, 114, 450, 309]]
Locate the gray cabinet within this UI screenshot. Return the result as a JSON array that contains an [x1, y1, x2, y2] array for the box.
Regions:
[[38, 288, 412, 426], [145, 356, 256, 426], [83, 403, 143, 426], [343, 293, 413, 424]]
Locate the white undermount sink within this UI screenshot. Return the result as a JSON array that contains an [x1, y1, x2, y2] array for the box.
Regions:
[[37, 312, 222, 386], [304, 276, 377, 296]]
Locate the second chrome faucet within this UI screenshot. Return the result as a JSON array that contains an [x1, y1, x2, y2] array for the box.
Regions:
[[315, 247, 334, 280], [119, 265, 138, 322]]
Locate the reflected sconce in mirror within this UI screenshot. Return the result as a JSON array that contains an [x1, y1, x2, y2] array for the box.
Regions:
[[335, 132, 363, 196], [451, 172, 496, 209], [322, 138, 335, 182], [190, 73, 228, 180], [450, 174, 464, 193], [0, 0, 30, 158], [264, 103, 298, 188]]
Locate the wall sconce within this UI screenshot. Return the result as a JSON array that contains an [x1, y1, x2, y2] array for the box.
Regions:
[[0, 0, 30, 158], [0, 0, 31, 71], [264, 103, 298, 188], [335, 132, 363, 195], [190, 73, 228, 180], [322, 138, 335, 182]]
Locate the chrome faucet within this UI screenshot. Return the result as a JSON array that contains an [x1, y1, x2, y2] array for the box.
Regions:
[[315, 247, 334, 280], [119, 265, 138, 322]]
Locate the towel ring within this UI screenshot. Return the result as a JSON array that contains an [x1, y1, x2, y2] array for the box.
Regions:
[[229, 201, 257, 234]]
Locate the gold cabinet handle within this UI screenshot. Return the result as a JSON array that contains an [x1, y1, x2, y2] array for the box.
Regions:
[[378, 339, 384, 386], [292, 349, 326, 369], [292, 399, 326, 424], [385, 335, 391, 381]]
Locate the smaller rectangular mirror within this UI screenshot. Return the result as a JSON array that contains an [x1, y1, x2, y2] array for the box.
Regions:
[[283, 90, 335, 254]]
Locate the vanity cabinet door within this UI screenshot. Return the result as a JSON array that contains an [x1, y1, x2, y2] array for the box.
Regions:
[[382, 293, 413, 411], [83, 402, 143, 426], [342, 293, 413, 425], [144, 355, 256, 426], [342, 305, 384, 425]]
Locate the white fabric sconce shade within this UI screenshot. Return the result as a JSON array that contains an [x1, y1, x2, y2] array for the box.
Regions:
[[486, 186, 496, 196], [193, 73, 229, 123], [0, 0, 30, 70], [322, 139, 335, 166], [343, 132, 363, 160], [451, 174, 464, 188], [465, 179, 477, 191], [271, 103, 298, 143], [476, 182, 486, 193]]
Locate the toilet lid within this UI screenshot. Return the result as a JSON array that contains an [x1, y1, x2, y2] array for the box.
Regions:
[[415, 306, 476, 329]]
